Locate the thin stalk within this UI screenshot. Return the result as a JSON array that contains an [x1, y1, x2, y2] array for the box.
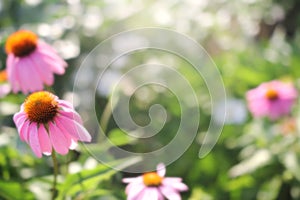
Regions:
[[51, 151, 58, 200], [99, 97, 112, 140]]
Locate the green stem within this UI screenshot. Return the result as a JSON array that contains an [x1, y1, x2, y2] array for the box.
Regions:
[[51, 152, 58, 200], [99, 97, 112, 140]]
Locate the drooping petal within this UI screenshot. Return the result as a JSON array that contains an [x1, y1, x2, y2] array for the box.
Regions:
[[159, 185, 181, 200], [38, 125, 52, 155], [162, 177, 182, 183], [37, 42, 67, 68], [29, 53, 54, 85], [57, 100, 74, 109], [28, 122, 42, 158], [122, 177, 143, 184], [49, 122, 69, 155], [138, 187, 159, 200], [58, 106, 83, 124], [163, 178, 188, 191], [14, 59, 35, 94], [35, 43, 67, 75], [19, 120, 30, 142], [43, 56, 66, 75], [13, 113, 28, 140], [54, 118, 77, 149], [55, 115, 91, 142], [13, 111, 26, 126], [22, 56, 44, 92], [7, 55, 21, 93], [126, 183, 146, 200], [156, 163, 166, 177]]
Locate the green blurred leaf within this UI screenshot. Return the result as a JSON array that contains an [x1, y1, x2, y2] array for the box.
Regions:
[[57, 157, 141, 199], [0, 181, 34, 200]]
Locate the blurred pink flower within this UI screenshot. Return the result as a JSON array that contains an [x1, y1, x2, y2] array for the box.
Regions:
[[122, 163, 188, 200], [0, 70, 11, 98], [246, 80, 298, 120], [13, 91, 91, 157], [5, 30, 67, 94]]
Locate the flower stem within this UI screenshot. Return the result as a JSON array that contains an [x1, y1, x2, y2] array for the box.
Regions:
[[51, 151, 58, 200], [99, 97, 112, 140]]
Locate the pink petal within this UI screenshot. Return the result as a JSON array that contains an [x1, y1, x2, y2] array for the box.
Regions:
[[57, 100, 74, 109], [156, 163, 166, 177], [49, 122, 70, 155], [35, 42, 67, 75], [14, 58, 39, 94], [6, 54, 14, 76], [37, 42, 67, 67], [138, 187, 160, 200], [13, 111, 26, 126], [22, 57, 44, 92], [7, 55, 21, 93], [14, 113, 28, 141], [126, 183, 146, 200], [163, 177, 182, 182], [28, 122, 42, 158], [29, 53, 54, 85], [54, 118, 77, 149], [160, 185, 181, 200], [163, 178, 188, 191], [122, 176, 143, 184], [58, 106, 83, 124], [55, 115, 91, 142], [43, 56, 66, 74], [38, 125, 52, 155], [19, 120, 30, 142]]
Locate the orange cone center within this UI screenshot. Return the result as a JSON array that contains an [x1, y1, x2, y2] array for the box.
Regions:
[[265, 89, 278, 100], [24, 91, 58, 123], [143, 172, 163, 186], [5, 30, 38, 57]]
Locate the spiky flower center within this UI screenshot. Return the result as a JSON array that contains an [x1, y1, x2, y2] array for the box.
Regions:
[[143, 172, 163, 186], [5, 30, 38, 57], [24, 91, 58, 123], [265, 88, 278, 101]]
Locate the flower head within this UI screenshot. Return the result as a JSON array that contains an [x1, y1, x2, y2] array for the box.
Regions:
[[246, 80, 298, 120], [122, 163, 188, 200], [5, 30, 67, 94], [13, 91, 91, 157]]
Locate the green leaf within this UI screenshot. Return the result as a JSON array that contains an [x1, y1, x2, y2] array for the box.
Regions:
[[108, 129, 136, 146], [57, 157, 141, 199], [0, 181, 34, 200]]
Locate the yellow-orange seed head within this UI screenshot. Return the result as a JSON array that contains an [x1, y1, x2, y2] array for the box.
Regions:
[[24, 91, 58, 123], [265, 88, 278, 101], [143, 172, 163, 187], [5, 30, 38, 57]]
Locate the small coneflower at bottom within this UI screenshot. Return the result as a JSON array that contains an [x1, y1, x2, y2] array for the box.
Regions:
[[122, 163, 188, 200]]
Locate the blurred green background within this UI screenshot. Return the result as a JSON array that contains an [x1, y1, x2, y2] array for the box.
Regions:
[[1, 0, 300, 199]]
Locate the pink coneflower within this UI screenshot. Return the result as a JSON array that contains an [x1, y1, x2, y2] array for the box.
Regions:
[[5, 30, 67, 94], [246, 80, 298, 120], [0, 70, 11, 98], [122, 163, 188, 200], [13, 91, 91, 157]]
